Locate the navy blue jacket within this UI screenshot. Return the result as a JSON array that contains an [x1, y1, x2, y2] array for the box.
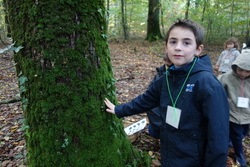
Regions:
[[115, 55, 229, 167]]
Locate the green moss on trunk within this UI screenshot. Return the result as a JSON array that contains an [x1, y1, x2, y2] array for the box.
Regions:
[[6, 0, 150, 166]]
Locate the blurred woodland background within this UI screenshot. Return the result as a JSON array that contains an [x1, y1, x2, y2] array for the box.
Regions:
[[0, 0, 249, 44]]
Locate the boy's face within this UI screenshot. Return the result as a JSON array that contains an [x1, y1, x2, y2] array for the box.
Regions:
[[165, 27, 203, 67], [236, 67, 250, 79]]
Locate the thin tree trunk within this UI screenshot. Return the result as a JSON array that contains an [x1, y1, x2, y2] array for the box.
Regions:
[[201, 0, 208, 22], [230, 0, 235, 36], [106, 0, 110, 26], [121, 0, 129, 40], [185, 0, 191, 19], [160, 3, 165, 37]]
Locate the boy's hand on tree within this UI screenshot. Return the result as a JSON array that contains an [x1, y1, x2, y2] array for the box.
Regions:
[[214, 65, 219, 71], [104, 98, 115, 114]]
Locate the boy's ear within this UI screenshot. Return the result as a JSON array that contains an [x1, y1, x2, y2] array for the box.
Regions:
[[195, 44, 204, 56]]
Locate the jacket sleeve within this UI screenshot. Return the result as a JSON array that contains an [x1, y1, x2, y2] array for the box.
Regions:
[[218, 74, 230, 96], [202, 84, 229, 167], [216, 52, 223, 66], [235, 50, 240, 57], [115, 76, 163, 118]]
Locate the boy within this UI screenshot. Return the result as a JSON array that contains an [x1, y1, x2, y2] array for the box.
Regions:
[[104, 19, 229, 167], [219, 52, 250, 167]]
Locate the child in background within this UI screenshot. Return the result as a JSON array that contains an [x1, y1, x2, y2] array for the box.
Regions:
[[104, 19, 229, 167], [215, 37, 240, 75], [219, 52, 250, 167], [242, 40, 250, 53], [147, 54, 172, 139]]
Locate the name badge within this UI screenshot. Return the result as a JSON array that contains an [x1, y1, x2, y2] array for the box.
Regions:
[[166, 105, 181, 129], [237, 97, 249, 108], [224, 59, 230, 64]]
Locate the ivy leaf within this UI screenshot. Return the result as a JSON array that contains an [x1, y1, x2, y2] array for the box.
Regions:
[[18, 76, 28, 85], [9, 46, 24, 53]]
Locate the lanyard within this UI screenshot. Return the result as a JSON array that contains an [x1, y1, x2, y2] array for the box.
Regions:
[[240, 80, 245, 97], [166, 57, 197, 108]]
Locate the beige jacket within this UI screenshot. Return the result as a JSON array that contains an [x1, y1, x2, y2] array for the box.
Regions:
[[219, 52, 250, 124]]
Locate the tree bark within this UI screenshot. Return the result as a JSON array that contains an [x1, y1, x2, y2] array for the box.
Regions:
[[121, 0, 129, 40], [5, 0, 149, 166], [201, 0, 209, 23], [145, 0, 163, 42], [185, 0, 191, 19]]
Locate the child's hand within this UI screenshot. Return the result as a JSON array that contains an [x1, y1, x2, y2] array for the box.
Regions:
[[104, 98, 115, 114], [214, 65, 219, 71]]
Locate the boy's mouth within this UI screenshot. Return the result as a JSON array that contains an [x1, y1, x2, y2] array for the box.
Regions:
[[174, 55, 183, 58]]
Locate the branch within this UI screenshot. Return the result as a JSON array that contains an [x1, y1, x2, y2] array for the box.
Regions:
[[0, 97, 21, 105], [116, 74, 135, 82]]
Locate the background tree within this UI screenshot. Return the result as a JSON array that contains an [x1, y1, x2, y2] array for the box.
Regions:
[[160, 1, 166, 37], [185, 0, 191, 19], [121, 0, 129, 40], [230, 0, 235, 36], [145, 0, 163, 42], [106, 0, 110, 26], [5, 0, 149, 166], [200, 0, 209, 22]]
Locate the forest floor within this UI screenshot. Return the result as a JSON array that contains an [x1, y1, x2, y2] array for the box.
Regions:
[[0, 39, 250, 167]]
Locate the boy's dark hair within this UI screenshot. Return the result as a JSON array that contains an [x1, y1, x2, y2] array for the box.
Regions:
[[165, 19, 204, 49], [224, 37, 240, 50]]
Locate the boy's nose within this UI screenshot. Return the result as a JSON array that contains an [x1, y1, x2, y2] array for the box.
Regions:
[[175, 42, 182, 51]]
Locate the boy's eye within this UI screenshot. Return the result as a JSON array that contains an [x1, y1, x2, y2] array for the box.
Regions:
[[169, 41, 176, 44], [183, 41, 191, 45]]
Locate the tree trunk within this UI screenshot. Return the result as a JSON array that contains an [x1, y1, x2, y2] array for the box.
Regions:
[[5, 0, 149, 166], [201, 0, 209, 23], [230, 0, 235, 36], [160, 5, 165, 37], [121, 0, 129, 40], [106, 0, 110, 26], [146, 0, 163, 42], [185, 0, 191, 19]]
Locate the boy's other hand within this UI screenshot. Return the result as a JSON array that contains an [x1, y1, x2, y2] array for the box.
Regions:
[[104, 98, 115, 114]]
